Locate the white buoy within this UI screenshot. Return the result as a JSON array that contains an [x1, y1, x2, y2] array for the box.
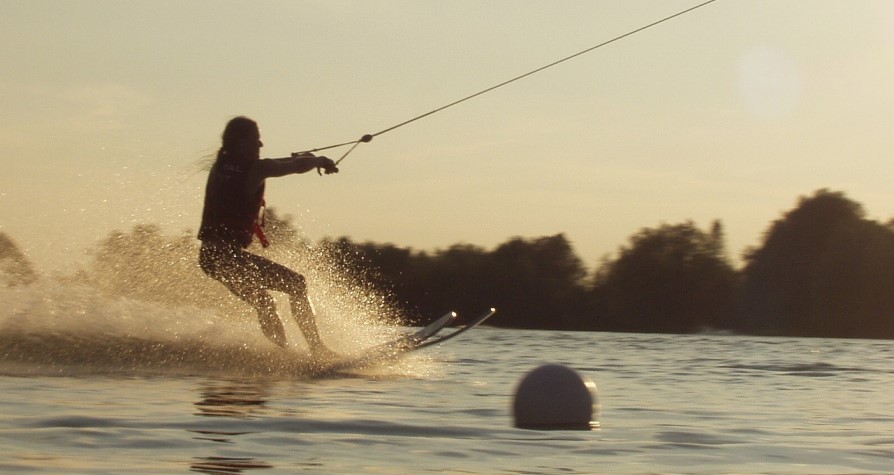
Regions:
[[512, 364, 599, 430]]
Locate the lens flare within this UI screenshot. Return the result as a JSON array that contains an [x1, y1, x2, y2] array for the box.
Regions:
[[737, 46, 802, 121]]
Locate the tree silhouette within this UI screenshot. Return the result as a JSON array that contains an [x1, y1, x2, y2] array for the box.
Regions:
[[590, 220, 738, 333], [488, 234, 588, 329], [10, 188, 892, 339], [739, 189, 894, 338], [0, 232, 38, 287]]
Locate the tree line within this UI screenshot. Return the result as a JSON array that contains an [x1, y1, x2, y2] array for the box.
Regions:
[[2, 189, 892, 339], [317, 189, 894, 339]]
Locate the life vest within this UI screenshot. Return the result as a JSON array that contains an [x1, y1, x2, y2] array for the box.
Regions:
[[198, 155, 267, 248]]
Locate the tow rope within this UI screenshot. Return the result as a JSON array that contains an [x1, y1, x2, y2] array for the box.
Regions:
[[296, 0, 719, 166]]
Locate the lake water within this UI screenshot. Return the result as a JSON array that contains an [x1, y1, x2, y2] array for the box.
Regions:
[[1, 283, 893, 474]]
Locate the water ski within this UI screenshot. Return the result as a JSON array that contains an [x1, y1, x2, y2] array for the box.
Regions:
[[309, 311, 457, 373], [381, 307, 496, 352], [414, 308, 496, 349], [314, 308, 496, 374], [371, 310, 458, 353]]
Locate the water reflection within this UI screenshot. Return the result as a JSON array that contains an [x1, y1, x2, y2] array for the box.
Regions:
[[190, 379, 274, 473], [194, 379, 271, 419], [190, 456, 274, 474]]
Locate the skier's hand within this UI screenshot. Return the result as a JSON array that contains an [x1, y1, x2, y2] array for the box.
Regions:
[[317, 156, 339, 175]]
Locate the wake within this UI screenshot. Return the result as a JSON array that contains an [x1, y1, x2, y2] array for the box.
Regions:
[[0, 221, 445, 378], [0, 239, 439, 380], [0, 280, 435, 379]]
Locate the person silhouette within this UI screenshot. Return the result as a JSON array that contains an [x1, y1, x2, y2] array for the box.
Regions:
[[197, 116, 338, 356]]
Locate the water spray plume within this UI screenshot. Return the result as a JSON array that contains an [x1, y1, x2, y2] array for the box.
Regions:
[[0, 221, 436, 379]]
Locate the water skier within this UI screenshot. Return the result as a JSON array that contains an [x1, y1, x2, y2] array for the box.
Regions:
[[198, 116, 338, 356]]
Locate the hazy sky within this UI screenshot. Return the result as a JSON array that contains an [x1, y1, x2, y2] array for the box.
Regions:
[[2, 0, 894, 273]]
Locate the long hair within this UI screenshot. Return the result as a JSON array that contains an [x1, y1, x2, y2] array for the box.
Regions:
[[217, 116, 259, 161], [189, 117, 260, 175]]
